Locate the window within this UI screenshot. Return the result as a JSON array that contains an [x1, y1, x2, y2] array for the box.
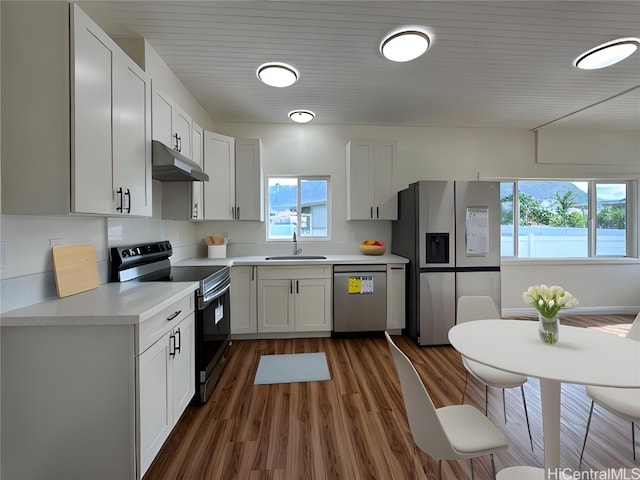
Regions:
[[500, 180, 633, 258], [267, 176, 330, 240]]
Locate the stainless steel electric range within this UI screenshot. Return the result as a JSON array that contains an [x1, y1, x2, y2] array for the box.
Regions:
[[111, 241, 231, 404]]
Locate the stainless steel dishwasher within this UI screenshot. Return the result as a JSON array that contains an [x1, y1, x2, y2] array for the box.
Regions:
[[333, 264, 387, 335]]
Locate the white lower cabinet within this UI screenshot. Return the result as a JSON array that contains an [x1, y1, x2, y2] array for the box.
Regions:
[[138, 330, 172, 474], [138, 303, 195, 478], [0, 290, 195, 480], [257, 266, 332, 333], [386, 264, 406, 329], [230, 265, 258, 334]]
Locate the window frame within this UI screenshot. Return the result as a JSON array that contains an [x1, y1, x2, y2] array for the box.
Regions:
[[266, 175, 331, 242], [501, 179, 636, 259]]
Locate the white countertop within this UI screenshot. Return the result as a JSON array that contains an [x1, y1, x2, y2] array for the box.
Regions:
[[175, 253, 409, 267], [0, 282, 198, 327], [1, 254, 407, 327]]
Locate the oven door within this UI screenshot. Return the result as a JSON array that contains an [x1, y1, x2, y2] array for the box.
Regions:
[[195, 282, 231, 404]]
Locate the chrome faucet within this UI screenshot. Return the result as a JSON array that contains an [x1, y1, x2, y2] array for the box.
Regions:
[[293, 231, 302, 255]]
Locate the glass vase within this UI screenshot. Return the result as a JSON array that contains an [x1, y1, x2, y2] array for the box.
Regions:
[[538, 313, 559, 345]]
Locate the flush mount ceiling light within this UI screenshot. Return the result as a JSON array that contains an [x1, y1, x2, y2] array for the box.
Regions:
[[574, 37, 640, 70], [380, 27, 431, 62], [288, 110, 315, 123], [257, 62, 299, 87]]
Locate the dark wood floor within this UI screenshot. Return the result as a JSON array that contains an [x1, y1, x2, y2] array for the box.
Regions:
[[143, 314, 638, 480]]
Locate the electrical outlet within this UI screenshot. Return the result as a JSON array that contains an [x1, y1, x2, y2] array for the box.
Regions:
[[347, 231, 357, 242], [50, 238, 64, 248]]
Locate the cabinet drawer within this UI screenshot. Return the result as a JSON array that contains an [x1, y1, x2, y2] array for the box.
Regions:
[[138, 294, 194, 353], [257, 265, 331, 280]]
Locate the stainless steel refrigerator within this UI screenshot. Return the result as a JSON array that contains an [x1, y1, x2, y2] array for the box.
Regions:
[[392, 181, 501, 346]]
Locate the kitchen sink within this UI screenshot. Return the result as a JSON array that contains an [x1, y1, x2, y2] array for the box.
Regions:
[[265, 255, 327, 260]]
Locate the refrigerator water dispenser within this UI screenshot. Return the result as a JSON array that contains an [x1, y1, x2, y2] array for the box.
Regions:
[[426, 233, 449, 263]]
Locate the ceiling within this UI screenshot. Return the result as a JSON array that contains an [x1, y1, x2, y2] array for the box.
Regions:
[[78, 1, 640, 130]]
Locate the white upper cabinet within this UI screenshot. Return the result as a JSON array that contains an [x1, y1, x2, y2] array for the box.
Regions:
[[191, 122, 205, 220], [151, 89, 175, 147], [203, 131, 236, 220], [346, 139, 398, 220], [174, 105, 193, 160], [72, 5, 152, 216], [201, 136, 263, 221], [71, 11, 114, 215], [234, 138, 264, 221], [111, 56, 152, 216], [163, 134, 264, 222], [152, 88, 192, 158], [1, 3, 151, 216]]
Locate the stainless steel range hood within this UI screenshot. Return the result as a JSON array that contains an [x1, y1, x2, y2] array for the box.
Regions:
[[152, 140, 209, 182]]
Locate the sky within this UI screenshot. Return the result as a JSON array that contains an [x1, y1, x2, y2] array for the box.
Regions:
[[572, 182, 626, 201]]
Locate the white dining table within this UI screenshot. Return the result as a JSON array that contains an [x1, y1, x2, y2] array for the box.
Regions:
[[449, 319, 640, 479]]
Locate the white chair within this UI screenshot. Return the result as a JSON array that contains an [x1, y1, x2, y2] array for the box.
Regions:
[[579, 313, 640, 466], [385, 331, 509, 480], [457, 296, 534, 451]]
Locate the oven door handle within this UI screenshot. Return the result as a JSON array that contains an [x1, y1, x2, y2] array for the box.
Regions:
[[199, 282, 231, 310]]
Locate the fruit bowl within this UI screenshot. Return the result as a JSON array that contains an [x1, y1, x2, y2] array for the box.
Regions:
[[359, 240, 386, 255]]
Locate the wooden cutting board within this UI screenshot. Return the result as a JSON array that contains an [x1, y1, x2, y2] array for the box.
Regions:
[[51, 244, 100, 297]]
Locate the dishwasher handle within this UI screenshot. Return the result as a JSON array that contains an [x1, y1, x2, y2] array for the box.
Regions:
[[334, 264, 386, 273]]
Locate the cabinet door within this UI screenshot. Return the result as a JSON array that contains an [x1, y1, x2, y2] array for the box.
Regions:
[[174, 105, 193, 159], [346, 140, 375, 220], [374, 141, 397, 220], [231, 266, 258, 334], [171, 313, 195, 421], [294, 278, 332, 331], [138, 335, 171, 477], [72, 9, 114, 215], [386, 264, 406, 329], [112, 57, 152, 217], [203, 131, 235, 220], [257, 279, 294, 332], [191, 122, 205, 220], [235, 139, 264, 221], [152, 88, 175, 148], [346, 139, 397, 220]]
